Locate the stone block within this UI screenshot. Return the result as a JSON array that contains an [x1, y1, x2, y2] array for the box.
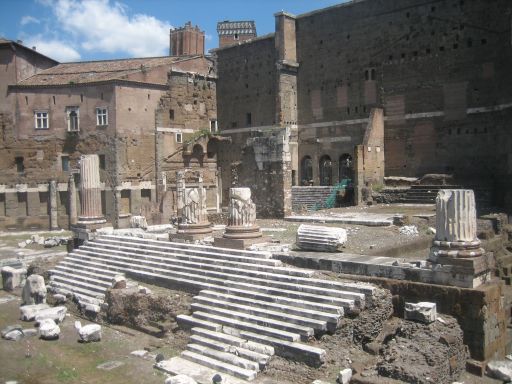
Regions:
[[75, 321, 101, 342], [404, 302, 437, 323], [22, 274, 47, 305], [35, 306, 67, 324], [1, 266, 27, 291], [20, 304, 50, 321], [39, 318, 60, 340], [296, 224, 347, 252]]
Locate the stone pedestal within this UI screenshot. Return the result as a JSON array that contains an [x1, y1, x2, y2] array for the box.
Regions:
[[428, 189, 492, 288], [171, 170, 212, 241]]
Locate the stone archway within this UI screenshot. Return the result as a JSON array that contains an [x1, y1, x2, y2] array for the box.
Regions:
[[339, 153, 353, 182], [300, 156, 313, 185], [319, 155, 332, 186]]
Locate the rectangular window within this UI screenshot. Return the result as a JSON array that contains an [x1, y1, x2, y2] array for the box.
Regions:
[[96, 107, 108, 126], [61, 155, 70, 171], [209, 119, 218, 133], [169, 109, 175, 120], [15, 157, 24, 173], [66, 106, 80, 132], [39, 192, 49, 215], [176, 132, 183, 143], [120, 190, 131, 214], [246, 113, 252, 126], [99, 154, 106, 170], [34, 111, 49, 129]]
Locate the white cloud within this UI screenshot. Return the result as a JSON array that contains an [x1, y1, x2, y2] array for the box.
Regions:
[[42, 0, 172, 57], [20, 16, 41, 26], [205, 34, 213, 42], [25, 36, 81, 62]]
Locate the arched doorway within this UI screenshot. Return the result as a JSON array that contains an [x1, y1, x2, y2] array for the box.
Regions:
[[319, 155, 332, 186], [339, 153, 353, 182], [300, 156, 313, 185]]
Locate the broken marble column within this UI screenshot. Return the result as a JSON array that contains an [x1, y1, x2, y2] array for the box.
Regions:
[[431, 189, 484, 258], [404, 302, 437, 324], [296, 224, 347, 252], [22, 274, 47, 305], [176, 170, 212, 236], [428, 189, 492, 288], [223, 188, 262, 239], [68, 174, 78, 226], [78, 154, 106, 224], [1, 266, 27, 291], [49, 180, 59, 230]]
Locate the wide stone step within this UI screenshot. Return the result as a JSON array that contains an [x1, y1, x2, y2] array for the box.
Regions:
[[51, 267, 113, 286], [223, 280, 362, 309], [206, 285, 349, 314], [94, 237, 282, 267], [177, 315, 222, 332], [189, 334, 271, 366], [190, 303, 316, 338], [239, 330, 326, 367], [50, 275, 108, 295], [58, 260, 120, 278], [192, 311, 301, 342], [98, 235, 273, 260], [191, 327, 275, 356], [187, 343, 260, 372], [199, 290, 341, 325], [181, 350, 257, 381], [192, 297, 328, 332], [49, 280, 105, 300], [81, 244, 314, 281]]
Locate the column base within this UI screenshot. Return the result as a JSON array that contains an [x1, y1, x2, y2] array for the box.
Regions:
[[214, 236, 270, 250], [223, 225, 262, 240]]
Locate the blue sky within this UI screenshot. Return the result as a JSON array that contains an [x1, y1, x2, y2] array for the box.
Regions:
[[0, 0, 347, 62]]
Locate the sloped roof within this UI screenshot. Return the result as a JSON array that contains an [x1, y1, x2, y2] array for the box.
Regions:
[[17, 55, 200, 87], [0, 38, 59, 64], [217, 20, 256, 36]]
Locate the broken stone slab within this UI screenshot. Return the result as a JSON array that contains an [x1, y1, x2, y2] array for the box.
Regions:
[[1, 266, 27, 291], [39, 318, 60, 340], [164, 374, 198, 384], [111, 275, 127, 289], [337, 368, 352, 384], [96, 360, 124, 370], [35, 306, 67, 324], [1, 324, 23, 338], [53, 293, 67, 304], [22, 328, 38, 337], [75, 320, 102, 342], [404, 302, 437, 324], [20, 304, 50, 321], [130, 215, 148, 230], [4, 329, 24, 341], [22, 274, 47, 305], [138, 285, 152, 294], [487, 359, 512, 382], [130, 350, 148, 358], [296, 224, 347, 252]]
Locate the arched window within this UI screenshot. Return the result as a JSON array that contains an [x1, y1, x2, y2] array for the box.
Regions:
[[300, 156, 313, 185], [319, 155, 332, 186], [339, 153, 353, 182]]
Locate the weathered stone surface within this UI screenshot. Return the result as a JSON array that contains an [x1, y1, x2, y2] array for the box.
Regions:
[[1, 266, 27, 291], [223, 187, 262, 240], [435, 189, 477, 243], [75, 321, 101, 342], [39, 318, 60, 340], [53, 293, 67, 304], [1, 324, 23, 338], [78, 154, 106, 224], [111, 275, 127, 289], [487, 359, 512, 381], [35, 306, 67, 324], [337, 368, 352, 384], [22, 274, 47, 305], [4, 329, 23, 341], [296, 224, 347, 252], [130, 215, 148, 230], [22, 328, 38, 337], [404, 302, 437, 324], [164, 374, 198, 384], [20, 303, 50, 321]]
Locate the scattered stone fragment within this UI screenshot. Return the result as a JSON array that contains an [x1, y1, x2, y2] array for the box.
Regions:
[[138, 285, 152, 294], [96, 360, 125, 370], [1, 266, 27, 291], [399, 225, 419, 236], [311, 381, 330, 384], [38, 318, 60, 340], [130, 215, 148, 230], [35, 306, 67, 324], [404, 302, 437, 324], [84, 304, 101, 314], [20, 304, 50, 321], [22, 274, 47, 305], [75, 321, 102, 342], [4, 329, 24, 341], [43, 238, 60, 248], [130, 350, 148, 358], [487, 360, 512, 382], [337, 368, 352, 384], [53, 293, 67, 304], [111, 275, 127, 289], [1, 324, 23, 338], [164, 374, 197, 384], [296, 224, 347, 252], [22, 328, 38, 337], [212, 373, 223, 384], [156, 353, 165, 363]]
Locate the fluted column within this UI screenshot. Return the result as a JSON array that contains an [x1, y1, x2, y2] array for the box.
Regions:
[[68, 175, 77, 226], [49, 180, 58, 230], [176, 170, 212, 236], [78, 155, 105, 224]]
